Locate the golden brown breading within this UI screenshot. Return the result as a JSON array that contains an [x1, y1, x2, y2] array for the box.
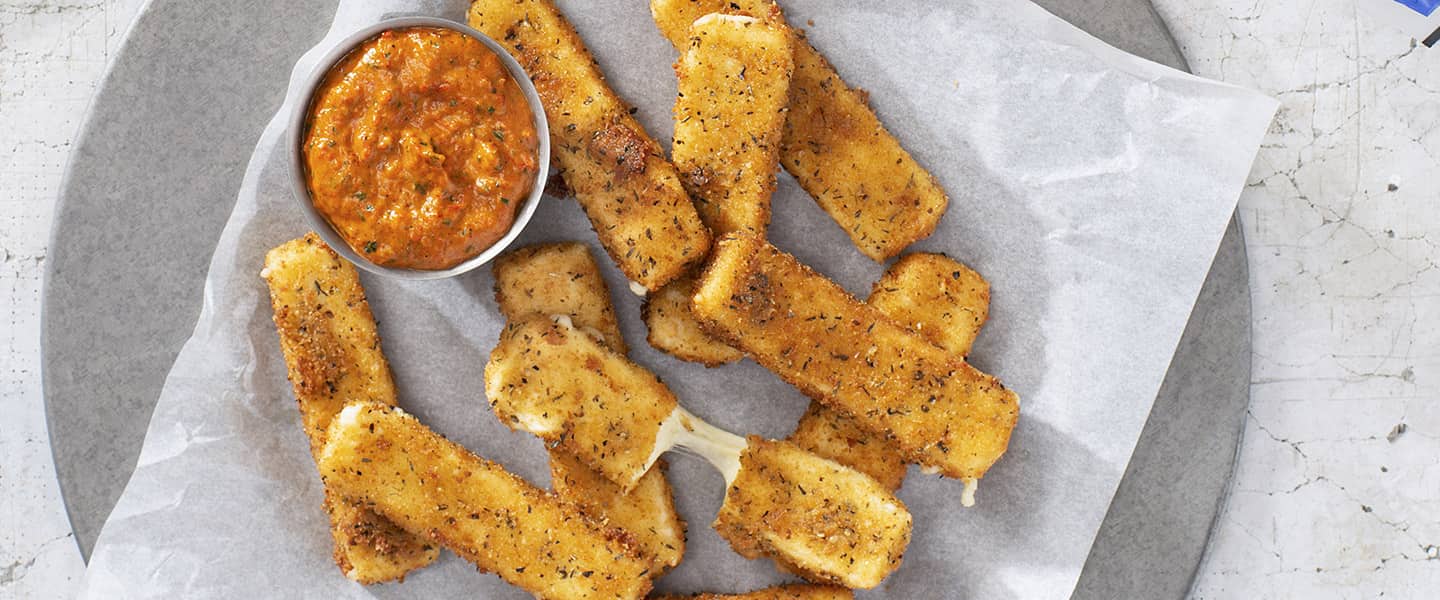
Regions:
[[786, 403, 907, 491], [469, 0, 711, 291], [715, 438, 910, 589], [485, 316, 679, 490], [671, 13, 793, 236], [788, 252, 992, 490], [493, 242, 629, 355], [551, 453, 686, 573], [642, 274, 744, 366], [869, 253, 990, 357], [318, 402, 657, 600], [488, 314, 912, 587], [652, 0, 948, 260], [492, 241, 688, 573], [651, 583, 853, 599], [692, 233, 1018, 481], [641, 12, 793, 365], [261, 233, 438, 583]]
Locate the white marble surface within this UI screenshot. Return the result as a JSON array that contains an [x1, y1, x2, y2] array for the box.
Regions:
[[0, 0, 1435, 598]]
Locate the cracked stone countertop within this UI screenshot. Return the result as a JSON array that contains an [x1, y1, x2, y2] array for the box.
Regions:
[[1, 0, 1437, 598]]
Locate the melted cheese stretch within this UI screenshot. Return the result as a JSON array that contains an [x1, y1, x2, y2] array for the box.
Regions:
[[484, 315, 911, 588], [485, 316, 678, 490], [491, 242, 687, 575]]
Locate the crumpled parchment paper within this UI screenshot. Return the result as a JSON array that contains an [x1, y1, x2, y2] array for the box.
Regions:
[[76, 0, 1278, 597]]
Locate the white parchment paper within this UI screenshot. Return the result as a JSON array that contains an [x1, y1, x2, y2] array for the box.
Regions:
[[77, 0, 1277, 597]]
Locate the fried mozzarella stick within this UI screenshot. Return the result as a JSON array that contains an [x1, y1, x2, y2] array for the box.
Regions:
[[671, 13, 793, 236], [550, 453, 686, 573], [651, 0, 949, 261], [643, 273, 744, 366], [693, 233, 1018, 484], [653, 583, 852, 599], [319, 402, 657, 600], [789, 253, 991, 494], [644, 13, 793, 366], [261, 234, 438, 583], [486, 318, 911, 588], [493, 242, 687, 573], [494, 243, 630, 355], [468, 0, 711, 291]]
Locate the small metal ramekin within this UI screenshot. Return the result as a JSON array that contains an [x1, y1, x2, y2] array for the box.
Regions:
[[286, 16, 550, 280]]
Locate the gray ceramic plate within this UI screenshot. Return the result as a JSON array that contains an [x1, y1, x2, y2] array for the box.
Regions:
[[43, 1, 1249, 598]]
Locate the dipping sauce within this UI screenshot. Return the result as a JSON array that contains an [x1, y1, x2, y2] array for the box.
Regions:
[[303, 27, 539, 270]]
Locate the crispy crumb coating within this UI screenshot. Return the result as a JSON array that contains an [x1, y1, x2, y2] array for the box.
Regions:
[[643, 274, 744, 366], [651, 0, 948, 261], [469, 0, 711, 291], [492, 242, 688, 574], [693, 234, 1018, 480], [551, 454, 686, 573], [787, 403, 907, 492], [651, 583, 853, 599], [643, 13, 792, 365], [485, 316, 679, 490], [715, 438, 910, 589], [671, 13, 793, 237], [261, 233, 439, 583], [789, 253, 992, 490], [869, 253, 990, 356], [494, 242, 630, 355], [318, 402, 657, 599]]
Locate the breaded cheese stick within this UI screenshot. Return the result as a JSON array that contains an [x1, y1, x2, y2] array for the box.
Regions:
[[652, 583, 853, 599], [550, 453, 686, 573], [492, 242, 687, 573], [789, 253, 992, 492], [469, 0, 711, 291], [486, 316, 680, 490], [672, 13, 793, 236], [261, 233, 438, 583], [494, 242, 630, 355], [651, 0, 949, 261], [643, 13, 792, 365], [715, 438, 909, 589], [642, 274, 743, 366], [692, 233, 1018, 482], [869, 253, 991, 354], [486, 318, 911, 588], [319, 403, 657, 599]]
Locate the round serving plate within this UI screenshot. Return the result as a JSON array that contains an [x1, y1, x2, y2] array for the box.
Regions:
[[42, 1, 1250, 598]]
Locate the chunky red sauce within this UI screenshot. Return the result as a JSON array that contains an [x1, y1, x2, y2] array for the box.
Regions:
[[304, 27, 539, 270]]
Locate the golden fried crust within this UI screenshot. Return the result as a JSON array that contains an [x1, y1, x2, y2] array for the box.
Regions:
[[469, 0, 711, 291], [788, 252, 992, 490], [787, 403, 907, 491], [491, 240, 688, 574], [551, 454, 687, 574], [319, 402, 656, 600], [671, 14, 793, 236], [642, 275, 743, 366], [261, 233, 438, 583], [651, 0, 948, 261], [714, 438, 910, 589], [494, 242, 629, 355], [869, 253, 990, 357], [486, 317, 680, 489], [693, 234, 1018, 480], [651, 583, 853, 600]]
